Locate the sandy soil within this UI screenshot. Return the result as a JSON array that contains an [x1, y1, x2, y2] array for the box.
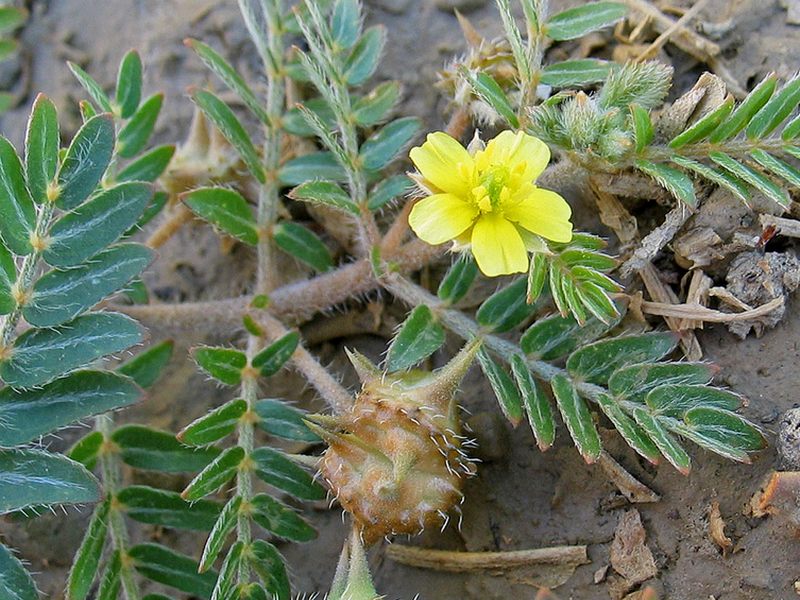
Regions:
[[2, 0, 800, 598]]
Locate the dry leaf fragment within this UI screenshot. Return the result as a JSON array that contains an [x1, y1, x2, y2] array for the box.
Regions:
[[708, 501, 733, 555], [610, 509, 658, 586]]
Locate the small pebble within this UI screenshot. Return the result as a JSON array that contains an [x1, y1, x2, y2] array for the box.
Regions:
[[777, 407, 800, 469]]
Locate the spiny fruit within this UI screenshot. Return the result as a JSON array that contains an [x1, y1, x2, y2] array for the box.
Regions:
[[307, 340, 481, 545]]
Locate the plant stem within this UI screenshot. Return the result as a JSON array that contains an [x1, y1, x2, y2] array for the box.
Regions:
[[234, 0, 284, 585], [383, 273, 607, 401], [96, 414, 140, 600]]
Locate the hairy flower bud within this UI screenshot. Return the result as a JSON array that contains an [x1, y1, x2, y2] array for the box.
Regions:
[[308, 341, 480, 545]]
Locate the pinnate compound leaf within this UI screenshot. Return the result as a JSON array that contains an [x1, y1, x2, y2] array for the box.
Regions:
[[540, 59, 614, 87], [112, 425, 221, 473], [181, 446, 244, 501], [117, 340, 174, 389], [193, 346, 248, 386], [546, 1, 626, 40], [179, 398, 247, 446], [199, 495, 241, 573], [608, 362, 716, 402], [550, 374, 601, 463], [252, 447, 325, 501], [117, 485, 221, 531], [250, 494, 317, 542], [57, 114, 115, 210], [25, 243, 152, 327], [510, 354, 555, 451], [0, 370, 140, 446], [116, 50, 143, 118], [184, 187, 259, 246], [0, 313, 144, 388], [437, 255, 478, 305], [670, 155, 751, 203], [192, 90, 265, 183], [118, 93, 163, 158], [0, 449, 99, 513], [477, 349, 524, 426], [254, 399, 319, 442], [566, 331, 678, 386], [595, 394, 660, 464], [386, 305, 445, 371], [25, 93, 60, 205], [67, 498, 109, 600], [130, 543, 217, 599], [477, 278, 538, 333], [273, 221, 333, 272], [252, 332, 299, 377], [0, 543, 38, 600], [45, 182, 153, 267], [631, 408, 691, 474], [0, 136, 36, 255]]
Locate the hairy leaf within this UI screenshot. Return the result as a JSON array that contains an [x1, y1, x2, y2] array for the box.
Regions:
[[179, 398, 247, 446], [477, 349, 524, 426], [551, 374, 601, 463], [118, 485, 221, 531], [118, 93, 163, 158], [112, 425, 220, 473], [252, 447, 325, 500], [25, 93, 60, 205], [510, 354, 555, 451], [273, 221, 333, 273], [184, 187, 259, 246], [67, 498, 109, 600], [130, 543, 217, 599], [0, 136, 36, 255], [255, 399, 319, 442], [181, 446, 244, 501], [193, 346, 248, 386], [57, 114, 115, 210], [0, 543, 37, 600], [386, 305, 445, 371]]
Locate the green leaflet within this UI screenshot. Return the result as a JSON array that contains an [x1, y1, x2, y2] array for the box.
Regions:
[[0, 543, 38, 600], [289, 180, 359, 215], [249, 540, 290, 600], [25, 93, 60, 205], [45, 182, 153, 267], [540, 59, 614, 87], [0, 136, 36, 255], [385, 305, 445, 371], [477, 278, 538, 333], [0, 370, 140, 446], [200, 495, 241, 573], [193, 346, 248, 386], [0, 449, 99, 513], [118, 93, 163, 158], [67, 498, 110, 600], [550, 374, 601, 463], [252, 332, 300, 377], [595, 394, 660, 464], [359, 117, 420, 171], [273, 221, 334, 273], [181, 446, 245, 501], [344, 26, 386, 85], [368, 174, 412, 211], [0, 242, 16, 315], [254, 399, 319, 442], [645, 384, 742, 418], [477, 348, 524, 426], [0, 312, 144, 388], [510, 354, 555, 451], [117, 145, 175, 182], [608, 362, 716, 402], [566, 331, 678, 385], [521, 310, 620, 361], [117, 340, 174, 389], [250, 494, 317, 542], [252, 447, 326, 501], [545, 1, 627, 40], [117, 485, 221, 531], [279, 152, 348, 186], [631, 408, 691, 474], [25, 244, 153, 327], [112, 425, 221, 473], [354, 81, 401, 126], [130, 543, 217, 599], [179, 398, 247, 446], [116, 50, 143, 118], [56, 114, 115, 210], [437, 255, 478, 305], [184, 187, 259, 246]]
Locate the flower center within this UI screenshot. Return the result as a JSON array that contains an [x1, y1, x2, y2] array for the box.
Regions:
[[472, 165, 511, 213]]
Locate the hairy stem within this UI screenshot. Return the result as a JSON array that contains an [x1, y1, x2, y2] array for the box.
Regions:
[[96, 414, 140, 600]]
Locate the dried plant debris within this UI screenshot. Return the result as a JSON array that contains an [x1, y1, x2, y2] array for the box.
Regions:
[[609, 509, 658, 599], [778, 408, 800, 470], [708, 501, 734, 555], [722, 250, 800, 338], [752, 471, 800, 530]]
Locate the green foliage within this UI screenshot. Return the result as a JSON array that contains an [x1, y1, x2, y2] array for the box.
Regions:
[[385, 304, 445, 370]]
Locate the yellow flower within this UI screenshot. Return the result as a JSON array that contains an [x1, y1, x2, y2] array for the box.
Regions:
[[408, 130, 573, 276]]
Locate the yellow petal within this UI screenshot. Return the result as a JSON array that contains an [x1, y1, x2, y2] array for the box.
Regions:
[[480, 131, 550, 182], [470, 214, 528, 276], [409, 132, 474, 196], [409, 193, 478, 245], [503, 188, 573, 243]]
